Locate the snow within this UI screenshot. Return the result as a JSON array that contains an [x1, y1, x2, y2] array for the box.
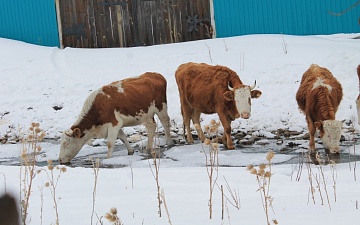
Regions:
[[0, 33, 360, 224]]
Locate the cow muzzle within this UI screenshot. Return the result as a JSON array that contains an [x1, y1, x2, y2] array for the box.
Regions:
[[240, 112, 250, 119]]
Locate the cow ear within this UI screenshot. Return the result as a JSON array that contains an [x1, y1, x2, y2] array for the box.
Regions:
[[251, 90, 262, 98], [223, 91, 234, 101], [73, 128, 82, 138]]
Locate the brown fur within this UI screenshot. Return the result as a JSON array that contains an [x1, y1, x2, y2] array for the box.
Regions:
[[71, 72, 167, 135], [175, 62, 261, 149], [296, 64, 343, 150]]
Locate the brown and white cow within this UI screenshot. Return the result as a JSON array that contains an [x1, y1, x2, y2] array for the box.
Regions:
[[175, 62, 262, 149], [355, 65, 360, 125], [59, 72, 173, 164], [296, 64, 343, 153]]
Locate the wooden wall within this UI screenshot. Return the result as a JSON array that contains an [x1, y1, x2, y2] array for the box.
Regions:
[[59, 0, 212, 48]]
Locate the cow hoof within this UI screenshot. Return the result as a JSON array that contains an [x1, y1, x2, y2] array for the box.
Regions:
[[128, 151, 134, 156], [227, 145, 235, 150]]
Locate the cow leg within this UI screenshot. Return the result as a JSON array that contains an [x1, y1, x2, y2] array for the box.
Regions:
[[307, 117, 316, 152], [156, 106, 174, 146], [218, 113, 234, 150], [117, 129, 134, 155], [106, 127, 121, 158], [181, 103, 194, 143], [145, 117, 156, 151], [191, 110, 205, 142]]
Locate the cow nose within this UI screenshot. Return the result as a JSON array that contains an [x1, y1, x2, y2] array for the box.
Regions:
[[241, 112, 250, 119]]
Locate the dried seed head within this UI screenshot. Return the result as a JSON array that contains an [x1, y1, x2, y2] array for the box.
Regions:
[[247, 164, 254, 170], [273, 219, 278, 224], [47, 165, 54, 171], [35, 127, 41, 134], [60, 167, 67, 173], [264, 171, 272, 178], [266, 150, 275, 161], [21, 150, 27, 159], [110, 207, 118, 215], [36, 146, 42, 152], [28, 134, 34, 140], [257, 168, 265, 176], [44, 182, 50, 187], [250, 168, 257, 175], [204, 138, 211, 145], [104, 212, 113, 221], [210, 126, 218, 133], [204, 125, 210, 132], [259, 163, 266, 170], [29, 126, 34, 131], [47, 159, 53, 165]]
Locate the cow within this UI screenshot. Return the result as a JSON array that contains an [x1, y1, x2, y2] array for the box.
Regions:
[[59, 72, 173, 164], [296, 64, 343, 154], [175, 62, 262, 150], [356, 65, 360, 125]]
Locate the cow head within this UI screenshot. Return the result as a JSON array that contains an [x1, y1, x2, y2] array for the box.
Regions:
[[59, 128, 88, 164], [224, 81, 262, 119], [314, 120, 343, 153]]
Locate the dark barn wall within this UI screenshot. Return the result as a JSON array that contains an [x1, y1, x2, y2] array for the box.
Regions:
[[59, 0, 212, 48]]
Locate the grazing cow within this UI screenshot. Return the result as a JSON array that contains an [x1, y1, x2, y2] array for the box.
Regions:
[[175, 62, 262, 149], [296, 64, 343, 153], [59, 72, 173, 164], [356, 65, 360, 125]]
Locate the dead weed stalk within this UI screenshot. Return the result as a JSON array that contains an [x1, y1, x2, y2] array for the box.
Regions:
[[19, 122, 45, 225], [202, 119, 220, 219], [247, 150, 277, 225]]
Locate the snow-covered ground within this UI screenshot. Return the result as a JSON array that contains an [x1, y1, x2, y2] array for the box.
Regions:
[[0, 34, 360, 224]]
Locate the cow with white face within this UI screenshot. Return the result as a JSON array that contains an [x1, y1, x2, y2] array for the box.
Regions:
[[296, 64, 343, 153], [175, 62, 262, 149], [59, 72, 173, 164]]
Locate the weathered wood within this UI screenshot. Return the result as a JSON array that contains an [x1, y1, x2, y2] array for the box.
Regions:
[[59, 0, 211, 48]]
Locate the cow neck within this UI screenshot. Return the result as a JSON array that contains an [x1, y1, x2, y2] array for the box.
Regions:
[[71, 105, 101, 133]]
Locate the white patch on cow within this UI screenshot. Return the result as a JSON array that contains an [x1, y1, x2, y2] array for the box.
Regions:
[[234, 86, 252, 119], [312, 77, 332, 92], [75, 89, 101, 125], [321, 120, 342, 153], [110, 80, 124, 93]]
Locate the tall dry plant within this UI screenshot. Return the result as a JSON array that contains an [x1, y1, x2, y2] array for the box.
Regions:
[[247, 150, 277, 225], [43, 159, 67, 225], [145, 118, 173, 224], [19, 122, 45, 225], [202, 119, 220, 219], [90, 157, 100, 225], [146, 119, 163, 218]]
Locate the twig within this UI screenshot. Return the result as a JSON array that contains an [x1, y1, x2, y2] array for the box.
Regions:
[[161, 189, 172, 225], [205, 43, 213, 64]]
